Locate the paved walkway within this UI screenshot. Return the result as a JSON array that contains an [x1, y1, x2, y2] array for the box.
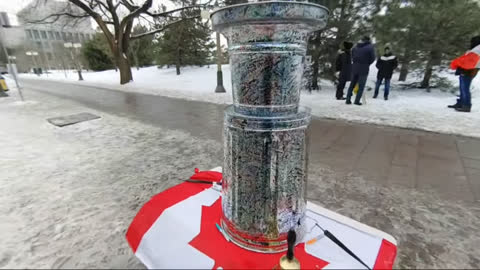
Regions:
[[19, 78, 480, 202]]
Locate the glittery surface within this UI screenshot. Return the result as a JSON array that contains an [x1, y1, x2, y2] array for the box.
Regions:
[[211, 1, 328, 253], [222, 106, 311, 252], [212, 2, 329, 115]]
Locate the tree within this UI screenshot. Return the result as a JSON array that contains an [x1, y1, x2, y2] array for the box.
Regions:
[[129, 25, 154, 69], [375, 0, 480, 86], [28, 0, 213, 84], [155, 15, 214, 75], [82, 33, 115, 71]]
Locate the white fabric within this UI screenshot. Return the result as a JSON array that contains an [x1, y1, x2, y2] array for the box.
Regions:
[[135, 188, 220, 269], [303, 209, 382, 269], [380, 55, 396, 61]]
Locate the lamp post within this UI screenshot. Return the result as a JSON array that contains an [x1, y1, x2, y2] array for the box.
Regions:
[[201, 6, 226, 93], [64, 42, 83, 81], [214, 32, 226, 93], [26, 51, 39, 76]]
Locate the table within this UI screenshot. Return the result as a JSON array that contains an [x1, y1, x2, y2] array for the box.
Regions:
[[126, 168, 397, 269]]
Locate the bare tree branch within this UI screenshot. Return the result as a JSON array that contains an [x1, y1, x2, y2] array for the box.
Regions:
[[120, 0, 153, 31], [68, 0, 114, 46], [130, 16, 199, 40], [26, 12, 90, 24], [146, 4, 204, 18]]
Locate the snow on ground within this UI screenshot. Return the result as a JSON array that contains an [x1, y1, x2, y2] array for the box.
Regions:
[[1, 85, 480, 268], [19, 64, 480, 137], [0, 84, 221, 268]]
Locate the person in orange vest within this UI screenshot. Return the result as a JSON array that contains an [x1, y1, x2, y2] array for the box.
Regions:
[[449, 35, 480, 112]]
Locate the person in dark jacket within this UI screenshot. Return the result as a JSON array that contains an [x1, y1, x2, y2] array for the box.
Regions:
[[346, 36, 376, 105], [373, 46, 398, 100], [335, 41, 353, 100], [448, 35, 480, 112]]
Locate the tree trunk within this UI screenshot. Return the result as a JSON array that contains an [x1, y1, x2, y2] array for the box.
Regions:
[[420, 61, 433, 89], [420, 51, 440, 89], [398, 47, 411, 81], [176, 48, 181, 75], [398, 63, 409, 81], [311, 56, 320, 91], [116, 54, 132, 84], [134, 53, 140, 71]]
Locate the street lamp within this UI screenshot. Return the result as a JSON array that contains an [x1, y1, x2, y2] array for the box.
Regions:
[[201, 6, 226, 93], [64, 42, 83, 81], [214, 32, 226, 93], [26, 50, 39, 76]]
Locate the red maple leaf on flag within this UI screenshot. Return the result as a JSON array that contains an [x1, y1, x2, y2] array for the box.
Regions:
[[189, 199, 329, 269]]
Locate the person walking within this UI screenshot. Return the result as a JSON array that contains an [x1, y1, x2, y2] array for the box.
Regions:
[[449, 35, 480, 112], [346, 36, 376, 105], [374, 46, 398, 100], [335, 41, 353, 100]]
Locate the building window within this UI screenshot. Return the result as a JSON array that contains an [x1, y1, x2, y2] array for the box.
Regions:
[[67, 32, 73, 41], [40, 30, 47, 39], [33, 30, 40, 39], [48, 31, 54, 40], [55, 31, 61, 40], [73, 33, 80, 42], [36, 41, 42, 48], [43, 42, 50, 49], [61, 32, 67, 41], [26, 29, 33, 39], [47, 52, 53, 60], [79, 33, 84, 42]]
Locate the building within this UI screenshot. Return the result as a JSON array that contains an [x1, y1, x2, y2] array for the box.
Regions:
[[0, 0, 95, 72]]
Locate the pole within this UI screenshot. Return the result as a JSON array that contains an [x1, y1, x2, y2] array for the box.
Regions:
[[31, 55, 39, 75], [214, 32, 226, 93], [70, 47, 83, 81], [0, 28, 24, 101]]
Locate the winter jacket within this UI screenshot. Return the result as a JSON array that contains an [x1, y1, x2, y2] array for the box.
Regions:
[[352, 41, 376, 76], [451, 44, 480, 78], [335, 50, 352, 81], [376, 53, 398, 79]]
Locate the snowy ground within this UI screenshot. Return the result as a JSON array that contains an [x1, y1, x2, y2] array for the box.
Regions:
[[0, 85, 221, 268], [1, 80, 480, 268], [19, 64, 480, 138]]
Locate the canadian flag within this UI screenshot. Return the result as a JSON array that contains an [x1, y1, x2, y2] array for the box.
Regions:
[[451, 45, 480, 70], [125, 178, 397, 269]]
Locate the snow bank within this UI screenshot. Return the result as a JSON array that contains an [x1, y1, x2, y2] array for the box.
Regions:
[[18, 64, 480, 138]]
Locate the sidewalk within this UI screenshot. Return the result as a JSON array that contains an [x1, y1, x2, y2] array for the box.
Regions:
[[18, 65, 480, 138]]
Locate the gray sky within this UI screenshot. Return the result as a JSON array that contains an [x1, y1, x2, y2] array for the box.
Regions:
[[0, 0, 176, 15], [0, 0, 33, 14]]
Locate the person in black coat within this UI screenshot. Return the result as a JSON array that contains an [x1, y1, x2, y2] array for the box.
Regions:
[[346, 36, 376, 105], [374, 47, 398, 100], [335, 41, 353, 100]]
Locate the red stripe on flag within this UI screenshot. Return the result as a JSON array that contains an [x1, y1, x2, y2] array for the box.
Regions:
[[126, 182, 212, 252], [373, 239, 397, 269]]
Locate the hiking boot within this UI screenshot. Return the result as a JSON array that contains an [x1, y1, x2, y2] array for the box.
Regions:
[[448, 99, 461, 108], [455, 105, 471, 112], [384, 96, 388, 100], [346, 100, 352, 105], [354, 102, 362, 106], [373, 95, 378, 99]]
